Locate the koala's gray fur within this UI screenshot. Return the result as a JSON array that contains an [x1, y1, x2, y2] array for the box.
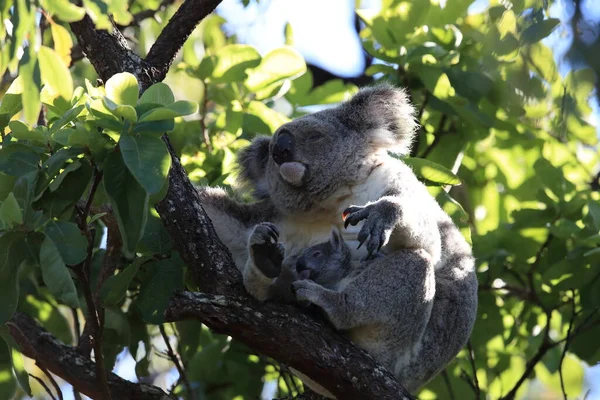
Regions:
[[196, 83, 478, 395]]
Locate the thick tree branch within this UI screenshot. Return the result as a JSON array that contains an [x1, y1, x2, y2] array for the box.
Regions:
[[166, 291, 413, 399], [156, 139, 244, 295], [7, 313, 172, 400], [145, 0, 222, 81]]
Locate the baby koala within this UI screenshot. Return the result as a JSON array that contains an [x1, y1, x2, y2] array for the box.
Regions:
[[291, 228, 436, 393]]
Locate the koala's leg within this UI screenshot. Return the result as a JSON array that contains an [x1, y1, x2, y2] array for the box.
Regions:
[[294, 249, 435, 332], [343, 194, 442, 263], [196, 186, 276, 270]]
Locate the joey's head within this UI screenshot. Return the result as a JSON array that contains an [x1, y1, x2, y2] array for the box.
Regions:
[[237, 83, 418, 213], [295, 228, 351, 288]]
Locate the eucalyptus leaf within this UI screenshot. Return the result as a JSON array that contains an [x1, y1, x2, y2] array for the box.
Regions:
[[119, 135, 171, 195]]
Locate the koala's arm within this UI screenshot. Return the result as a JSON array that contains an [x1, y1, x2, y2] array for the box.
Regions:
[[197, 186, 275, 269], [344, 172, 443, 263]]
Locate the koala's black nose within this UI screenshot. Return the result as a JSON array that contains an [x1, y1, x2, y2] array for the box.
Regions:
[[272, 131, 294, 165], [296, 254, 308, 273]]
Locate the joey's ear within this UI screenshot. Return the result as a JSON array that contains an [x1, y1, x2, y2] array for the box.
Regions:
[[337, 82, 418, 155], [236, 136, 271, 198], [329, 227, 345, 251]]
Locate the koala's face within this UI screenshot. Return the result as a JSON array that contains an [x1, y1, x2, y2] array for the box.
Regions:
[[237, 84, 417, 214], [264, 112, 370, 212], [295, 228, 351, 288]]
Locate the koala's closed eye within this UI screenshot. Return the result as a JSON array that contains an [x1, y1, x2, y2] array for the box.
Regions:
[[308, 132, 325, 142]]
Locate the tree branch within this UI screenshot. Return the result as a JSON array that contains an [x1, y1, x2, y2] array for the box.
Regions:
[[69, 15, 159, 88], [7, 313, 172, 400], [145, 0, 223, 82], [165, 291, 414, 399]]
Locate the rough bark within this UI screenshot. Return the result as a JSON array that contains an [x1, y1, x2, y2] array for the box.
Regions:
[[145, 0, 223, 82], [7, 313, 172, 400], [6, 0, 417, 399], [155, 140, 244, 295], [166, 291, 413, 399]]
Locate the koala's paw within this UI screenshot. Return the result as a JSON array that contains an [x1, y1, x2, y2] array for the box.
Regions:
[[249, 222, 285, 279], [343, 201, 397, 259], [293, 280, 323, 304]]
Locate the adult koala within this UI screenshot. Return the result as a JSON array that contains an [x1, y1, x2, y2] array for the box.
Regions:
[[197, 83, 478, 394]]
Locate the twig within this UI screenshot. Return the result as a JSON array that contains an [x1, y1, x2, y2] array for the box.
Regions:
[[200, 81, 212, 152], [441, 370, 456, 400], [420, 115, 449, 159], [74, 167, 112, 400], [9, 313, 171, 399], [499, 314, 553, 400], [29, 373, 57, 400], [40, 366, 63, 400], [466, 341, 480, 399], [71, 308, 80, 346], [159, 324, 195, 399], [559, 290, 577, 400]]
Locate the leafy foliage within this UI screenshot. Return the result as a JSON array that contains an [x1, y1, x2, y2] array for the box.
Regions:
[[1, 0, 599, 399]]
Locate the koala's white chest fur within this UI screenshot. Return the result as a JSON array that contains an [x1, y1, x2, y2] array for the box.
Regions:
[[278, 160, 395, 259]]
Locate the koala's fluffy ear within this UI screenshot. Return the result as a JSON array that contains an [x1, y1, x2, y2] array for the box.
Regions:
[[330, 227, 345, 251], [338, 82, 418, 155], [236, 136, 271, 198]]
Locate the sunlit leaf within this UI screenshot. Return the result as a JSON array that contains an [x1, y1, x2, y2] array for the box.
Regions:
[[105, 72, 139, 107]]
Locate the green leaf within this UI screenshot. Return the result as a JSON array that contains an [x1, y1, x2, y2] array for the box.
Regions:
[[100, 258, 148, 307], [103, 97, 138, 122], [49, 104, 85, 133], [587, 200, 600, 231], [0, 193, 23, 228], [0, 337, 17, 399], [38, 45, 74, 101], [49, 161, 82, 191], [39, 236, 80, 308], [103, 150, 149, 257], [137, 258, 184, 324], [18, 46, 42, 125], [521, 18, 560, 44], [50, 22, 73, 66], [398, 156, 461, 186], [0, 77, 24, 129], [138, 101, 199, 122], [139, 83, 175, 106], [8, 121, 46, 141], [245, 47, 306, 91], [105, 72, 139, 107], [0, 173, 17, 202], [0, 233, 27, 324], [40, 0, 85, 22], [119, 135, 171, 195], [44, 220, 87, 265], [204, 44, 261, 83], [245, 100, 290, 134], [10, 347, 31, 396], [0, 145, 40, 177], [34, 159, 92, 217]]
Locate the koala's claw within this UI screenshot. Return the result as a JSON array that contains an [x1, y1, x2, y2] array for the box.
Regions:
[[343, 205, 370, 229], [344, 202, 396, 259]]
